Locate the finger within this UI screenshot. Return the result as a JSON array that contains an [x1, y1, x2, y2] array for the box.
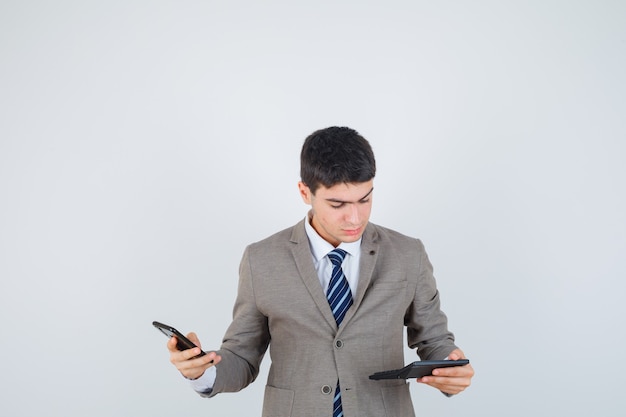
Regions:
[[167, 335, 204, 359], [169, 345, 204, 369], [419, 364, 474, 392], [432, 363, 474, 378], [167, 336, 180, 352], [420, 374, 470, 386], [178, 351, 215, 369], [187, 332, 202, 349], [447, 348, 465, 361], [175, 352, 221, 380], [174, 350, 220, 369], [200, 351, 221, 366], [418, 376, 470, 395], [179, 346, 205, 361]]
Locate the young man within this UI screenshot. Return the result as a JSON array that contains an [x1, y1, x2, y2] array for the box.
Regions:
[[167, 127, 474, 417]]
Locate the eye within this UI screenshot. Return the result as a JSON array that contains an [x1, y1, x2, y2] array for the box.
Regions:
[[331, 203, 345, 209]]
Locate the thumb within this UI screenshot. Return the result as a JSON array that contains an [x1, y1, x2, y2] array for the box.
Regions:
[[448, 348, 465, 360], [187, 332, 202, 349]]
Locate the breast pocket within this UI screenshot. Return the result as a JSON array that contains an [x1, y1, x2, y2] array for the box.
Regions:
[[371, 280, 408, 291]]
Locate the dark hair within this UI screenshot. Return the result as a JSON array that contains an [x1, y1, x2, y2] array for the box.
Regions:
[[300, 126, 376, 194]]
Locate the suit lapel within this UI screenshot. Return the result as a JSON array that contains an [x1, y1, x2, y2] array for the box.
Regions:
[[289, 221, 338, 331]]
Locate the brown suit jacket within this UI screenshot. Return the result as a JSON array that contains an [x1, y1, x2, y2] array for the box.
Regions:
[[203, 220, 457, 417]]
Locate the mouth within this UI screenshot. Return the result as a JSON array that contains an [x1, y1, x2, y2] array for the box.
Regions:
[[343, 227, 362, 236]]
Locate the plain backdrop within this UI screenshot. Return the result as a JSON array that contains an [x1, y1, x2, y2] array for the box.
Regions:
[[1, 1, 625, 416]]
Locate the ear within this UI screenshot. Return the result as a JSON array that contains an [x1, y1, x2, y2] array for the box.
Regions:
[[298, 181, 312, 205]]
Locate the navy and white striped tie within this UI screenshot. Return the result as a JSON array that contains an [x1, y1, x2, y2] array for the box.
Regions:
[[327, 248, 353, 417], [327, 249, 353, 326]]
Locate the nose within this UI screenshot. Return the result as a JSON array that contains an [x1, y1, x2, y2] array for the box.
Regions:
[[345, 204, 360, 224]]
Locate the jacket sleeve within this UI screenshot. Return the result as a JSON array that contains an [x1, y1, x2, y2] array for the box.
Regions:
[[404, 238, 458, 361], [199, 245, 270, 398]]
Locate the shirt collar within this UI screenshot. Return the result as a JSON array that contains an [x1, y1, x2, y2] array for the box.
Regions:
[[304, 211, 362, 262]]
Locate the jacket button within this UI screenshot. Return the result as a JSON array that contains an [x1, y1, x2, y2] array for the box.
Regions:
[[321, 385, 332, 395], [335, 339, 344, 349]]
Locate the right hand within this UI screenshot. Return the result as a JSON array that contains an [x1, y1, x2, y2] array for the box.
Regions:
[[167, 332, 221, 380]]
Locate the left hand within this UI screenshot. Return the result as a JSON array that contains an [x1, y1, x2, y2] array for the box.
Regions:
[[417, 348, 474, 395]]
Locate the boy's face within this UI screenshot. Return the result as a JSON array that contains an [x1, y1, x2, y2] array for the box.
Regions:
[[298, 180, 374, 247]]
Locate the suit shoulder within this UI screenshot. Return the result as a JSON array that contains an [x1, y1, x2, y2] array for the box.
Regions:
[[246, 221, 302, 253], [367, 223, 425, 249]]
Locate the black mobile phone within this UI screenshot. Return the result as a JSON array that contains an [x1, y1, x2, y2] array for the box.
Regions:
[[369, 359, 470, 380], [152, 321, 206, 358]]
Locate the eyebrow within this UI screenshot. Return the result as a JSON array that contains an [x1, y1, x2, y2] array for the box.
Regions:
[[325, 187, 374, 204]]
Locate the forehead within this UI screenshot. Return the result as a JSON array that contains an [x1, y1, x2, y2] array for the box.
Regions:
[[314, 180, 374, 201]]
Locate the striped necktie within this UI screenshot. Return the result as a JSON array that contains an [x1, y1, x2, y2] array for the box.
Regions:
[[327, 248, 353, 326], [327, 248, 353, 417]]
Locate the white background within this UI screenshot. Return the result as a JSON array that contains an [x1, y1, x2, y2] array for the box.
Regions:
[[1, 1, 625, 416]]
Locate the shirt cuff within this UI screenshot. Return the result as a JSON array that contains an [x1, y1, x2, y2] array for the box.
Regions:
[[188, 366, 217, 393]]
